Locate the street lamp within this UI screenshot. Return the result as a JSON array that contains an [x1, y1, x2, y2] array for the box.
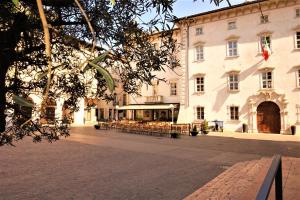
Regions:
[[169, 104, 174, 124]]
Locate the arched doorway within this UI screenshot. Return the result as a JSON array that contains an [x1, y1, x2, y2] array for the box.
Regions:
[[257, 101, 281, 133]]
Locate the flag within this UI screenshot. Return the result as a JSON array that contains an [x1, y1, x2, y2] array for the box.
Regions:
[[261, 37, 271, 61]]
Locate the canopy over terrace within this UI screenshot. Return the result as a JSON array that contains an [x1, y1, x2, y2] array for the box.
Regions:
[[116, 103, 180, 122]]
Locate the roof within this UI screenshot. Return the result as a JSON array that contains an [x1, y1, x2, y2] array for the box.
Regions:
[[174, 0, 268, 22]]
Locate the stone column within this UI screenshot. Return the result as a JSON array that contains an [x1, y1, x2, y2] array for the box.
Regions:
[[55, 97, 64, 121], [248, 99, 257, 133], [74, 98, 85, 125], [280, 98, 289, 134]]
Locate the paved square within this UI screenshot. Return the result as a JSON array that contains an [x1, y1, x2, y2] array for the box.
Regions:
[[1, 127, 300, 200]]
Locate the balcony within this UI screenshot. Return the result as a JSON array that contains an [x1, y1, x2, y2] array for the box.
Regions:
[[145, 95, 163, 104]]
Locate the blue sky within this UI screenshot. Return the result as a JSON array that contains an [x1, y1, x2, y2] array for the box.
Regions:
[[172, 0, 245, 18]]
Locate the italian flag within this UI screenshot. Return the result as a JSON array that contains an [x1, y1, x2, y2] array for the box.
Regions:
[[261, 37, 271, 61]]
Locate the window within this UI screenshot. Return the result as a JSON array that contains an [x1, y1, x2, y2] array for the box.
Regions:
[[297, 69, 300, 88], [196, 107, 205, 120], [227, 40, 238, 57], [261, 71, 273, 89], [230, 106, 239, 120], [85, 109, 91, 121], [195, 46, 204, 61], [196, 27, 203, 35], [260, 35, 271, 52], [228, 73, 239, 91], [170, 82, 177, 96], [195, 77, 205, 92], [122, 94, 127, 105], [260, 15, 269, 23], [228, 21, 236, 30], [296, 8, 300, 17], [296, 32, 300, 49]]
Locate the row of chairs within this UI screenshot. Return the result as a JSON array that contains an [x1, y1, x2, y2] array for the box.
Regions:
[[105, 122, 192, 137]]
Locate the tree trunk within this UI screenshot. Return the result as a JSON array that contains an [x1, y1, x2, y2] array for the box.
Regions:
[[0, 57, 9, 132]]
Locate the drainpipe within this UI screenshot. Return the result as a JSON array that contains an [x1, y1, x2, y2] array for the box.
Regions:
[[185, 19, 190, 108]]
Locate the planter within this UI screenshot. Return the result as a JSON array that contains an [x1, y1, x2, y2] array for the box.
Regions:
[[94, 125, 100, 129], [242, 124, 248, 133], [170, 132, 179, 138], [291, 125, 296, 135], [202, 130, 209, 134], [190, 131, 198, 136]]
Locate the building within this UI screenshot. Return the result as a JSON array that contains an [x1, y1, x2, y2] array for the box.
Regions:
[[23, 0, 300, 135], [174, 0, 300, 134]]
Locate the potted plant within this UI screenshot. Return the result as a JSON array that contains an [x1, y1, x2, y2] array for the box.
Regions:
[[201, 120, 209, 134], [170, 132, 180, 138], [291, 125, 296, 135], [190, 125, 198, 136], [94, 124, 100, 129]]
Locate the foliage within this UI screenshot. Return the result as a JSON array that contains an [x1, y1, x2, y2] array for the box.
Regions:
[[201, 120, 209, 133], [0, 0, 180, 146], [192, 125, 198, 132], [0, 0, 228, 145]]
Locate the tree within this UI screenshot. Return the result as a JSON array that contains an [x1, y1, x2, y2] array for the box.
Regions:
[[0, 0, 228, 145]]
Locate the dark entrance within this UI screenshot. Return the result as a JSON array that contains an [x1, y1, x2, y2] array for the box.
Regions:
[[257, 101, 281, 133]]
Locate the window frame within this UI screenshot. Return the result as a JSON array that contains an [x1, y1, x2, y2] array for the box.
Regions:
[[227, 40, 238, 57], [259, 34, 272, 53], [195, 45, 204, 61], [297, 69, 300, 88], [196, 106, 205, 120], [195, 27, 203, 36], [170, 82, 177, 96], [229, 106, 239, 121], [195, 76, 205, 93], [296, 8, 300, 18], [295, 31, 300, 49], [261, 71, 273, 89], [228, 73, 239, 91], [228, 21, 236, 30], [260, 15, 269, 24]]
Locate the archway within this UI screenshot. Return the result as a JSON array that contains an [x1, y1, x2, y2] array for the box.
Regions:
[[257, 101, 281, 133]]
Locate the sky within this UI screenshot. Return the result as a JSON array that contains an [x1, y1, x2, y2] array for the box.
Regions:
[[172, 0, 245, 18], [140, 0, 245, 29]]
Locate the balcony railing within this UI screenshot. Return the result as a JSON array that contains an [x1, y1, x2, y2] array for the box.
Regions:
[[145, 95, 163, 104]]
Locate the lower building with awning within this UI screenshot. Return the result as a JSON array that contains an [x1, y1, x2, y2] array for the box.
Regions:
[[115, 103, 180, 122]]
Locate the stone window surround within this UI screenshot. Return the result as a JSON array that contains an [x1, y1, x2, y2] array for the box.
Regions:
[[260, 14, 269, 24], [196, 106, 205, 120], [195, 45, 204, 61], [295, 31, 300, 49], [227, 105, 239, 121], [226, 70, 240, 92], [193, 73, 205, 94], [257, 31, 273, 53], [260, 70, 274, 90], [195, 27, 203, 35], [296, 8, 300, 18], [228, 20, 237, 30]]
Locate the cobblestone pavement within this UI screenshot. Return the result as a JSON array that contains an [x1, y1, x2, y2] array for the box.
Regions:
[[1, 127, 300, 200]]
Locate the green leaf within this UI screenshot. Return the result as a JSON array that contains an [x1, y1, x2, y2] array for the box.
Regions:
[[87, 62, 115, 93], [13, 95, 34, 107], [84, 52, 109, 72], [91, 52, 109, 64], [12, 0, 19, 6]]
